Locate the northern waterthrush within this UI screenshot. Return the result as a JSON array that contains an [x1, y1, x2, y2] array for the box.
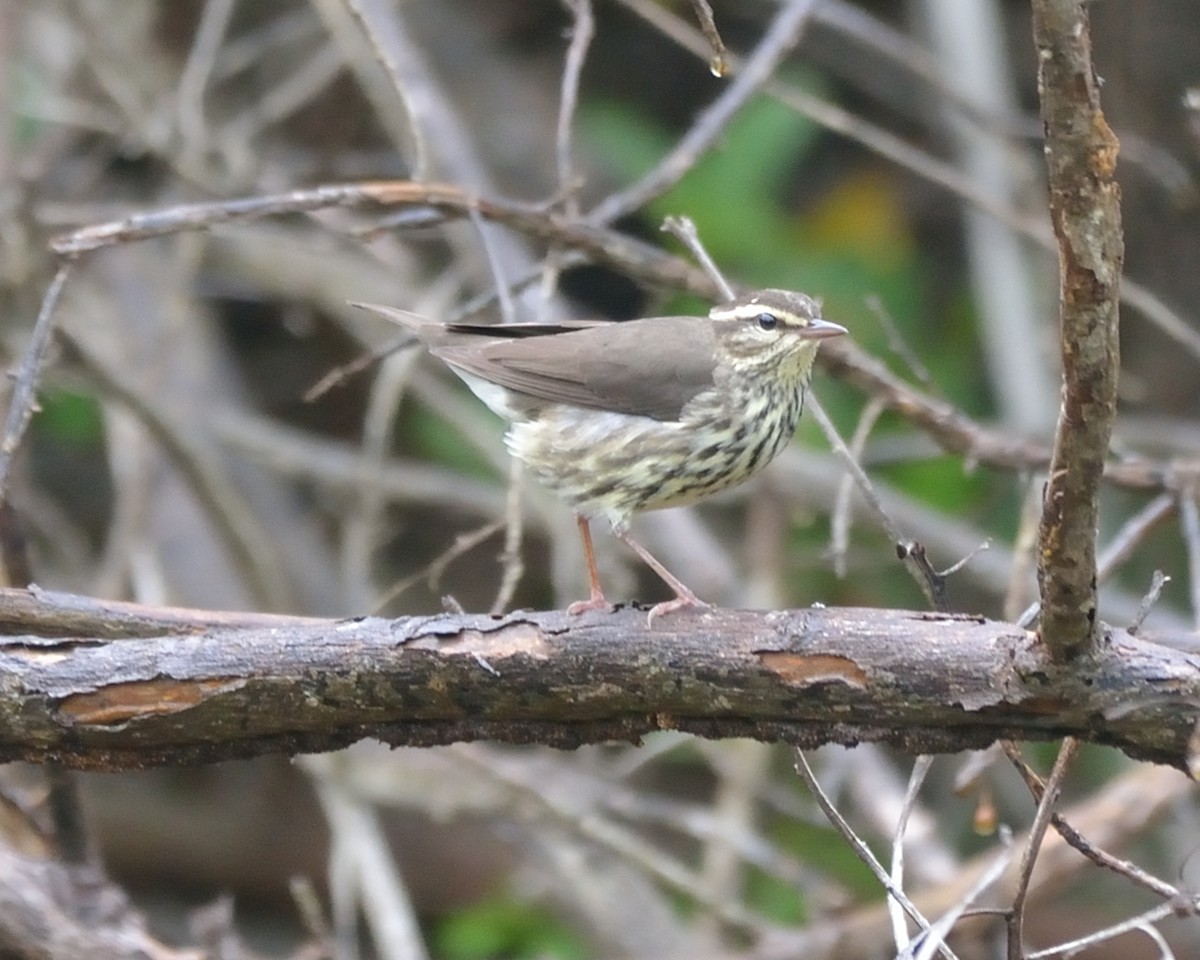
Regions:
[[356, 289, 846, 621]]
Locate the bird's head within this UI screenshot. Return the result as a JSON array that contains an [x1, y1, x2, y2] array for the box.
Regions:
[[709, 289, 846, 373]]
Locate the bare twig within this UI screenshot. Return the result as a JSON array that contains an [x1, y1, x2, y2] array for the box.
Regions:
[[793, 749, 956, 959], [1098, 493, 1178, 583], [688, 0, 730, 77], [910, 830, 1014, 960], [374, 518, 504, 612], [176, 0, 235, 154], [344, 346, 420, 611], [455, 745, 771, 934], [306, 755, 430, 960], [0, 262, 72, 502], [661, 214, 733, 299], [831, 396, 886, 578], [865, 295, 942, 398], [890, 755, 935, 951], [590, 0, 819, 224], [555, 0, 594, 212], [1026, 897, 1195, 959], [61, 331, 294, 611], [938, 540, 990, 579], [808, 393, 942, 608], [1180, 491, 1200, 630], [1007, 737, 1079, 959], [490, 458, 526, 615], [1005, 479, 1043, 622], [1129, 571, 1171, 636], [339, 0, 431, 179], [1003, 742, 1181, 902]]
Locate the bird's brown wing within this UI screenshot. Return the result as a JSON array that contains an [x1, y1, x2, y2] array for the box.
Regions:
[[434, 316, 718, 422]]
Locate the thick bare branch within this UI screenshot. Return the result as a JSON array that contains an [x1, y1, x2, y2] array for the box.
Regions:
[[1032, 1, 1125, 663], [1, 590, 1198, 771]]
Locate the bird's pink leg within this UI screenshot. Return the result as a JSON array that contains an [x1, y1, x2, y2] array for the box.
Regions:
[[567, 515, 612, 615], [612, 526, 711, 625]]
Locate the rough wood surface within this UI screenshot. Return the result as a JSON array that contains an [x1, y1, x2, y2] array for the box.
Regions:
[[1032, 0, 1125, 662], [2, 589, 1197, 771]]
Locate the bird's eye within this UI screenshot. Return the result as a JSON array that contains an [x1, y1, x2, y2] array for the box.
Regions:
[[756, 312, 778, 331]]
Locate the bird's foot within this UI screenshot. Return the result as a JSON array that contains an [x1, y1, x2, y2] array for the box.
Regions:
[[645, 592, 711, 627], [567, 591, 613, 616]]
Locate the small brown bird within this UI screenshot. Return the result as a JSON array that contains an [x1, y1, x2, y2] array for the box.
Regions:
[[356, 290, 846, 621]]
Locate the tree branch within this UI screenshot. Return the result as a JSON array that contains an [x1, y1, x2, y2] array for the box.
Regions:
[[1032, 0, 1124, 662], [1, 589, 1198, 771]]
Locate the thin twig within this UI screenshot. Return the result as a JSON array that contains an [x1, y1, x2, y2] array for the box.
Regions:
[[1025, 897, 1195, 959], [830, 396, 886, 578], [1100, 493, 1178, 577], [467, 207, 516, 324], [373, 519, 505, 612], [455, 745, 772, 934], [910, 829, 1014, 960], [689, 0, 730, 76], [490, 458, 526, 615], [1005, 478, 1043, 622], [345, 346, 421, 610], [305, 334, 413, 402], [1007, 737, 1080, 959], [865, 295, 943, 398], [1002, 741, 1181, 902], [340, 0, 430, 179], [1129, 571, 1171, 636], [555, 0, 594, 212], [61, 331, 294, 611], [807, 396, 939, 608], [890, 755, 935, 952], [1179, 491, 1200, 630], [661, 214, 733, 299], [305, 755, 431, 960], [793, 749, 957, 960], [590, 0, 819, 224], [938, 540, 990, 579], [176, 0, 235, 153], [0, 262, 73, 501]]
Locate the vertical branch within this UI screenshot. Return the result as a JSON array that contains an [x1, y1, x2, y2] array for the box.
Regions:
[[1031, 0, 1124, 663]]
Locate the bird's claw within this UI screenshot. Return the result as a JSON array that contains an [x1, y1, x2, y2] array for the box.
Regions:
[[567, 594, 613, 616], [645, 594, 711, 627]]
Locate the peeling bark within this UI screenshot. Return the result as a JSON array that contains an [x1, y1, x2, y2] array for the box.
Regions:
[[2, 592, 1198, 771], [1032, 0, 1125, 662]]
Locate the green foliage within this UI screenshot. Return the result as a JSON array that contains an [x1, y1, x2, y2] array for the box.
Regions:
[[582, 79, 924, 344], [403, 395, 501, 481], [744, 864, 809, 925], [431, 896, 588, 960], [875, 456, 991, 515], [586, 92, 818, 275], [764, 816, 883, 908], [36, 389, 104, 445], [10, 63, 43, 145]]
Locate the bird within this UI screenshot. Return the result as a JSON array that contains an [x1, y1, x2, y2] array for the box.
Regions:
[[355, 289, 846, 622]]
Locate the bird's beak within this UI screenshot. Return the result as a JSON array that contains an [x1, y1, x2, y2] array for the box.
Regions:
[[800, 318, 848, 340]]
